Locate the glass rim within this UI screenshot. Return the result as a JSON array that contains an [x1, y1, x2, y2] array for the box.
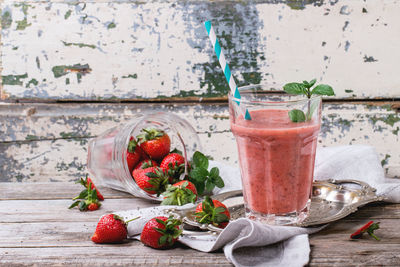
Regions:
[[229, 84, 322, 105]]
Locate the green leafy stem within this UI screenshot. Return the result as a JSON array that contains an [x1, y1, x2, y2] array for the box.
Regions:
[[283, 79, 335, 122]]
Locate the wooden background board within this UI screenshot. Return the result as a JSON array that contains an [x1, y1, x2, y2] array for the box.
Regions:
[[0, 101, 399, 183], [1, 183, 400, 266]]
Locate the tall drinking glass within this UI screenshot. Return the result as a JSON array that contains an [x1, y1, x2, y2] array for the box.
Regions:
[[229, 85, 322, 225]]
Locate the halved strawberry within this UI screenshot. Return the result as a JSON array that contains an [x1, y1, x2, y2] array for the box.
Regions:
[[140, 216, 182, 249], [161, 180, 197, 206], [132, 167, 169, 196], [195, 196, 230, 228], [137, 128, 170, 160]]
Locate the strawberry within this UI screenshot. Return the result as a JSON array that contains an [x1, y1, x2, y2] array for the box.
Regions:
[[160, 153, 186, 183], [127, 137, 142, 172], [69, 182, 101, 211], [161, 181, 197, 206], [140, 216, 182, 249], [195, 196, 230, 228], [350, 221, 381, 240], [134, 159, 158, 171], [86, 177, 104, 201], [132, 167, 169, 196], [137, 128, 170, 160], [74, 175, 104, 201], [88, 203, 100, 211], [91, 214, 139, 244]]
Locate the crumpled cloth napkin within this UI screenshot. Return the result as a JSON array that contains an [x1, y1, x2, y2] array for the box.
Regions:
[[115, 145, 400, 267]]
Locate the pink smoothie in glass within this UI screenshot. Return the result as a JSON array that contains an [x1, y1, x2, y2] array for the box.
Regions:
[[231, 109, 320, 216]]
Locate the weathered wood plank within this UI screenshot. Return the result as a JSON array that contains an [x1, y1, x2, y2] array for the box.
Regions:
[[0, 198, 156, 223], [2, 1, 400, 100], [0, 182, 132, 200], [1, 102, 399, 182], [1, 211, 400, 248], [0, 246, 231, 266]]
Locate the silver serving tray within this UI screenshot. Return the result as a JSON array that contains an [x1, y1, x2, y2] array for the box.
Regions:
[[167, 179, 383, 234]]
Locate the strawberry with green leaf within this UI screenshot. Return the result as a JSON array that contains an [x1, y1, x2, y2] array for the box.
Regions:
[[161, 180, 197, 206], [75, 175, 104, 201], [127, 137, 142, 172], [69, 182, 101, 211], [132, 167, 170, 196], [195, 196, 230, 228], [140, 216, 182, 249], [92, 214, 140, 244], [134, 159, 158, 171], [137, 128, 170, 160], [160, 153, 186, 183]]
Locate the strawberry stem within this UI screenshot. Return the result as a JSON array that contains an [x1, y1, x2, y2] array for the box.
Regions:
[[125, 216, 141, 224]]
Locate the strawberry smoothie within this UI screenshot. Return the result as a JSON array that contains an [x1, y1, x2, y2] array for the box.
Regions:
[[231, 109, 320, 222]]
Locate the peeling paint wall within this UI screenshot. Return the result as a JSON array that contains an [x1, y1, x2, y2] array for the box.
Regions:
[[1, 0, 400, 99], [1, 0, 399, 183]]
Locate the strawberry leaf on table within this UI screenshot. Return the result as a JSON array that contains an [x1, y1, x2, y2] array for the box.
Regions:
[[69, 176, 102, 211]]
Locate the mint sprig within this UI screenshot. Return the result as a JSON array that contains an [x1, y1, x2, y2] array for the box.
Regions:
[[283, 79, 334, 122], [188, 151, 224, 195]]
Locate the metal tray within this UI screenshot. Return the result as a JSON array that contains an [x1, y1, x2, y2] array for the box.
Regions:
[[167, 179, 383, 234]]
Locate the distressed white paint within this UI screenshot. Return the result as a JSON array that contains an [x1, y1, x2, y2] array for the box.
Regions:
[[1, 0, 400, 99], [1, 103, 399, 182]]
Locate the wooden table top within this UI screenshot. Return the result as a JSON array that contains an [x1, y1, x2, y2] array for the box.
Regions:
[[1, 182, 399, 266]]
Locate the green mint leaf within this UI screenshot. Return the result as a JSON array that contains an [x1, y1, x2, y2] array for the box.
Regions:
[[193, 151, 209, 169], [213, 175, 225, 188], [309, 79, 317, 87], [302, 80, 309, 87], [288, 109, 306, 123], [189, 167, 209, 182], [205, 179, 215, 193], [283, 83, 307, 95], [190, 179, 205, 195], [311, 84, 334, 96], [209, 167, 219, 178]]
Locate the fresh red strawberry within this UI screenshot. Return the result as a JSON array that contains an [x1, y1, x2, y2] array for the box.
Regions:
[[160, 153, 186, 183], [132, 167, 169, 196], [195, 196, 230, 228], [160, 153, 185, 171], [350, 221, 381, 240], [140, 216, 182, 249], [161, 181, 197, 206], [91, 214, 139, 244], [134, 159, 158, 170], [86, 177, 104, 201], [88, 203, 100, 211], [69, 182, 101, 211], [127, 137, 142, 172], [137, 128, 170, 160]]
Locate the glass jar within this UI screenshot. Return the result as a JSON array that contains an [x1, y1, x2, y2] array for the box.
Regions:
[[87, 112, 202, 200]]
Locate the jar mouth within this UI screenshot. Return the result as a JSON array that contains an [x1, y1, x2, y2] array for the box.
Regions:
[[229, 84, 322, 106]]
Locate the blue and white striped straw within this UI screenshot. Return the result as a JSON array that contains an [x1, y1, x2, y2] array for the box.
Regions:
[[204, 20, 251, 120]]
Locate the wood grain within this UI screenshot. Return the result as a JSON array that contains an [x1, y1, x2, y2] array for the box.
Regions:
[[1, 102, 399, 182], [1, 182, 400, 266]]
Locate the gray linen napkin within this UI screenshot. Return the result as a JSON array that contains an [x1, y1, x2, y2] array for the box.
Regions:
[[115, 145, 400, 267]]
